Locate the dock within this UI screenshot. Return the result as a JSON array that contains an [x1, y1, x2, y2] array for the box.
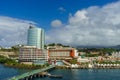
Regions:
[[9, 65, 55, 80]]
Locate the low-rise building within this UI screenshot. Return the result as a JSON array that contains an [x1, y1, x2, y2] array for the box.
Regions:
[[19, 46, 48, 64], [111, 52, 120, 59], [77, 56, 89, 63], [19, 45, 78, 64], [48, 48, 77, 60]]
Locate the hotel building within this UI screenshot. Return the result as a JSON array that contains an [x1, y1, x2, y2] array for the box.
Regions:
[[19, 46, 48, 64], [47, 46, 78, 60], [27, 26, 45, 49], [19, 25, 78, 64], [19, 26, 46, 64]]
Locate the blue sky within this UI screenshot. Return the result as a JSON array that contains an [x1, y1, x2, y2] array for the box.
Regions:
[[0, 0, 118, 29], [0, 0, 120, 47]]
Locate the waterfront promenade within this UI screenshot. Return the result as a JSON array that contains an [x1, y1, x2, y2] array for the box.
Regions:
[[9, 65, 55, 80]]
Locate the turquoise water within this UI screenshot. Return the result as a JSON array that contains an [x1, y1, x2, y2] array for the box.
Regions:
[[0, 64, 120, 80], [52, 61, 64, 66], [0, 64, 30, 80]]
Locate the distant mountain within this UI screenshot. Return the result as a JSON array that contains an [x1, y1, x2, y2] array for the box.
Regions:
[[76, 45, 120, 49], [110, 45, 120, 49], [76, 45, 109, 49]]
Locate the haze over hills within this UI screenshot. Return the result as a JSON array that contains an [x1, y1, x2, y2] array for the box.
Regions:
[[77, 45, 120, 49]]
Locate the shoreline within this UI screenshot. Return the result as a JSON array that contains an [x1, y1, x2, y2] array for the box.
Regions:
[[3, 63, 50, 69], [55, 65, 120, 69], [1, 55, 120, 70], [1, 63, 120, 70]]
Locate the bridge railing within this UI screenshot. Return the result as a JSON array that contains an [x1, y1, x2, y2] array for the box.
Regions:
[[9, 65, 55, 80]]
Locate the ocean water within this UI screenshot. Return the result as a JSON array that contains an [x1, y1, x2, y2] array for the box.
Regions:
[[34, 69, 120, 80], [0, 64, 30, 80], [0, 64, 120, 80]]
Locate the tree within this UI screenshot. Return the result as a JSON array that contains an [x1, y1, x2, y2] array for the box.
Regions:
[[48, 43, 56, 46]]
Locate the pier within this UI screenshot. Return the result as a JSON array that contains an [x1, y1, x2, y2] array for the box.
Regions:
[[9, 65, 55, 80]]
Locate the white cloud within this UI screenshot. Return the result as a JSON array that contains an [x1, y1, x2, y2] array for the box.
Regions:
[[58, 7, 66, 12], [0, 16, 36, 47], [46, 1, 120, 47], [51, 19, 63, 27]]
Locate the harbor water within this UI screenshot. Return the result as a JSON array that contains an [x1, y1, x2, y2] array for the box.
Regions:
[[0, 64, 30, 80], [0, 64, 120, 80]]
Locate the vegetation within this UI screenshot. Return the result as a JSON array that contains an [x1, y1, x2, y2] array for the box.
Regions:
[[0, 55, 50, 69], [0, 46, 19, 54], [78, 48, 118, 52], [78, 48, 119, 56], [80, 62, 89, 65], [47, 43, 70, 47], [69, 58, 77, 64], [0, 56, 17, 64], [98, 61, 120, 64], [4, 63, 50, 69], [85, 54, 99, 57]]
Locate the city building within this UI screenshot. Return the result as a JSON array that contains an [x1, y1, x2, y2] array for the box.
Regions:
[[77, 56, 89, 63], [19, 25, 79, 64], [111, 52, 120, 59], [19, 46, 48, 64], [27, 26, 45, 49], [19, 25, 46, 64], [47, 46, 78, 60]]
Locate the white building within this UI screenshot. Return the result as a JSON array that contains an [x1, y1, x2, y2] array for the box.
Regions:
[[19, 46, 48, 63], [112, 52, 120, 59], [77, 56, 89, 63]]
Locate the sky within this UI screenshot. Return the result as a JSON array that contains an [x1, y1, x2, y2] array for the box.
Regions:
[[0, 0, 120, 47]]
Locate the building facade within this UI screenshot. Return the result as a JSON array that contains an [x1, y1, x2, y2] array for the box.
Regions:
[[112, 52, 120, 59], [27, 26, 45, 49], [19, 46, 78, 64], [19, 46, 48, 63], [46, 46, 78, 60], [48, 49, 74, 60]]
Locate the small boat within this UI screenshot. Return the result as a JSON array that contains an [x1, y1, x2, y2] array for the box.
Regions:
[[49, 75, 63, 78]]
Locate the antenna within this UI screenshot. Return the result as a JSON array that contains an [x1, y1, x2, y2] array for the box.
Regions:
[[29, 23, 33, 28]]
